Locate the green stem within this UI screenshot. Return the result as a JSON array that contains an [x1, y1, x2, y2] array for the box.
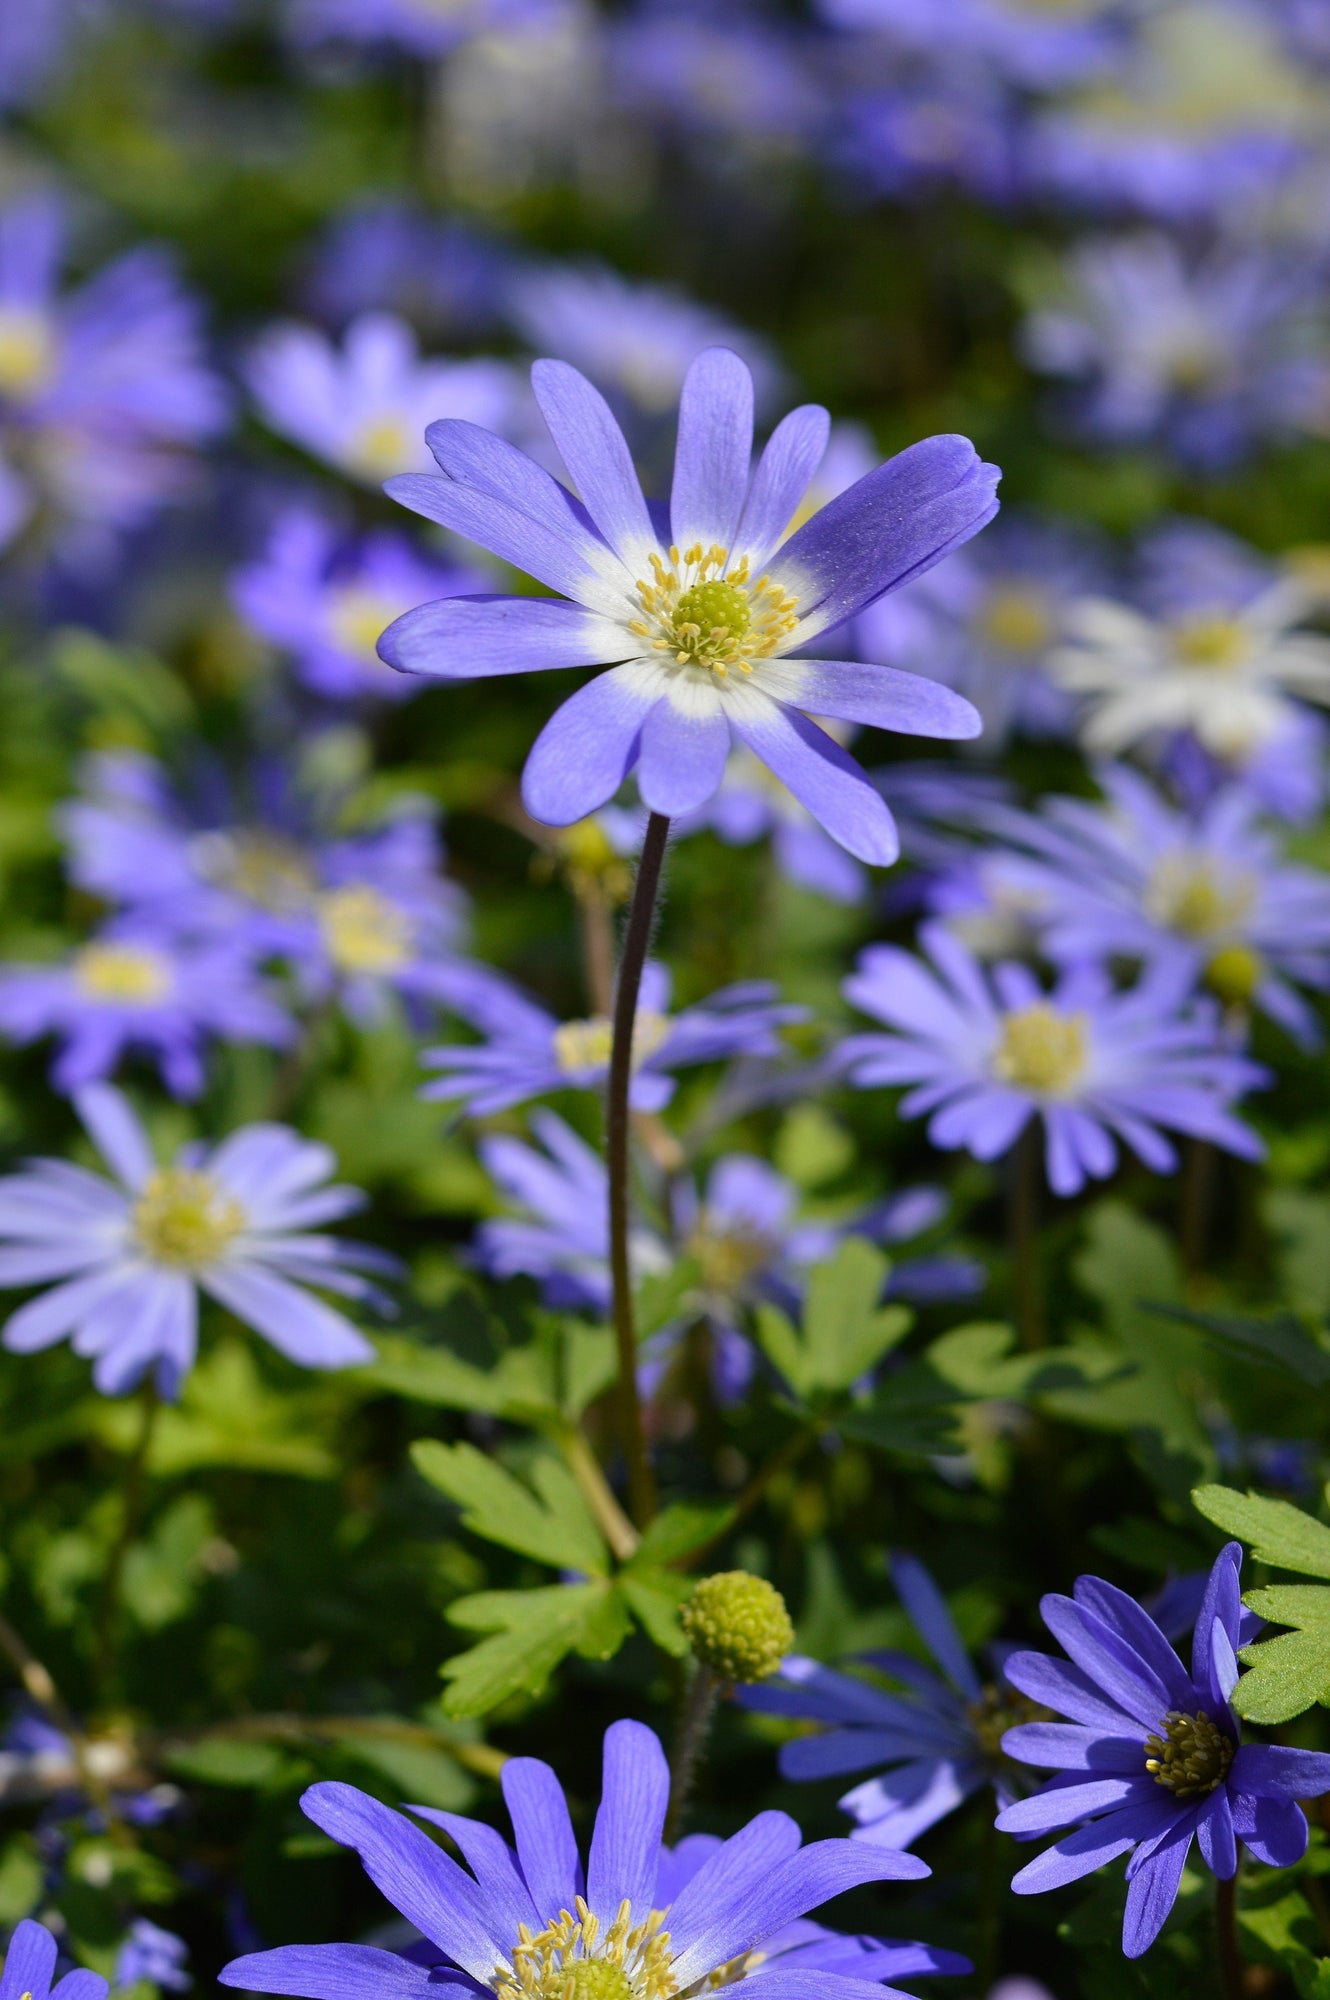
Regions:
[[1181, 1136, 1216, 1288], [95, 1380, 158, 1695], [1009, 1122, 1044, 1349], [156, 1714, 507, 1781], [1216, 1865, 1243, 2000], [664, 1663, 717, 1842], [558, 1424, 640, 1563], [607, 811, 669, 1530]]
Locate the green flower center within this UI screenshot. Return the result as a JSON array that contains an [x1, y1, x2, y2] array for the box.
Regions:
[[686, 1220, 773, 1296], [966, 1685, 1051, 1762], [318, 885, 414, 975], [1144, 856, 1257, 940], [495, 1898, 677, 2000], [1143, 1709, 1234, 1798], [992, 1004, 1088, 1096], [1206, 943, 1265, 1006], [133, 1167, 246, 1269], [680, 1571, 794, 1685], [74, 943, 174, 1006], [630, 543, 799, 680]]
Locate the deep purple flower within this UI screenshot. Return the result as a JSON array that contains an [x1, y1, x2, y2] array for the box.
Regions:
[[422, 960, 806, 1115], [379, 348, 997, 861], [0, 1084, 386, 1396], [232, 508, 485, 701], [997, 1544, 1330, 1957], [0, 929, 292, 1098], [113, 1924, 190, 1995], [1023, 233, 1329, 470], [979, 765, 1330, 1045], [220, 1720, 952, 2000], [839, 924, 1266, 1197], [0, 1921, 106, 2000], [0, 191, 228, 556], [246, 311, 520, 488], [741, 1553, 1034, 1848]]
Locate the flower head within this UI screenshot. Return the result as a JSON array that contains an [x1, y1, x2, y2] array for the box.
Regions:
[[839, 924, 1266, 1196], [246, 311, 519, 487], [221, 1720, 953, 2000], [681, 1572, 794, 1684], [0, 1084, 386, 1395], [379, 348, 998, 861], [113, 1923, 190, 1994], [997, 1544, 1330, 1957], [740, 1553, 1037, 1848], [0, 1920, 107, 2000]]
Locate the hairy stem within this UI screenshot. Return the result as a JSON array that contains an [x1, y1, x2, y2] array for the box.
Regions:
[[1216, 1866, 1243, 2000], [607, 811, 669, 1529], [664, 1663, 717, 1842], [95, 1379, 158, 1694]]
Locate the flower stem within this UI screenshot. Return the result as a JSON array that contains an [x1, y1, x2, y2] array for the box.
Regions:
[[1216, 1867, 1243, 2000], [95, 1379, 158, 1696], [558, 1422, 640, 1563], [664, 1662, 717, 1842], [607, 810, 669, 1530], [1181, 1136, 1216, 1287], [1008, 1122, 1045, 1348]]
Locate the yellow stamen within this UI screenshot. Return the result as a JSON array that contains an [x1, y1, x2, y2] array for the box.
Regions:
[[133, 1167, 245, 1268], [74, 943, 173, 1006], [632, 543, 799, 681], [992, 1004, 1088, 1095], [317, 884, 414, 974]]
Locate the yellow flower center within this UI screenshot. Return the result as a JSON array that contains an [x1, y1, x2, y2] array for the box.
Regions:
[[1206, 942, 1265, 1006], [346, 414, 413, 480], [133, 1167, 245, 1268], [328, 585, 403, 663], [1172, 615, 1251, 672], [992, 1004, 1089, 1096], [553, 1010, 670, 1075], [966, 1685, 1051, 1761], [204, 832, 318, 914], [978, 584, 1053, 654], [1143, 1709, 1234, 1799], [0, 308, 56, 397], [74, 943, 174, 1006], [317, 885, 414, 974], [1143, 856, 1256, 939], [495, 1898, 676, 2000], [629, 543, 799, 680], [549, 819, 633, 906], [686, 1219, 773, 1294]]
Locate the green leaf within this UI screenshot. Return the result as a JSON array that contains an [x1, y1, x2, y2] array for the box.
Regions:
[[773, 1104, 855, 1189], [1152, 1304, 1330, 1388], [573, 1583, 632, 1661], [635, 1258, 704, 1339], [97, 1341, 338, 1479], [121, 1494, 217, 1630], [627, 1502, 735, 1568], [618, 1570, 691, 1656], [411, 1441, 608, 1576], [0, 1837, 44, 1923], [441, 1582, 614, 1716], [1236, 1613, 1330, 1724], [756, 1239, 909, 1402], [163, 1739, 289, 1787], [338, 1734, 476, 1810], [1192, 1485, 1330, 1578]]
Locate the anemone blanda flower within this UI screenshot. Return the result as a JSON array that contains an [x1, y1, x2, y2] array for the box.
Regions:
[[232, 507, 486, 702], [377, 347, 999, 862], [246, 310, 520, 488], [113, 1924, 190, 1995], [979, 764, 1330, 1046], [0, 1921, 106, 2000], [0, 929, 292, 1099], [421, 960, 806, 1115], [996, 1543, 1330, 1958], [0, 1084, 386, 1397], [740, 1553, 1035, 1849], [220, 1719, 963, 2000], [838, 924, 1266, 1197]]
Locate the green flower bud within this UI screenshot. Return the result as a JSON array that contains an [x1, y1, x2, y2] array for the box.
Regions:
[[680, 1570, 793, 1684]]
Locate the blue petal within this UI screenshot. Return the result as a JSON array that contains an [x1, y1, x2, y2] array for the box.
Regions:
[[586, 1720, 669, 1927], [729, 694, 898, 865], [1001, 1724, 1142, 1773], [734, 405, 830, 571], [51, 1974, 108, 2000], [408, 1808, 538, 1942], [664, 1812, 802, 1970], [997, 1775, 1153, 1836], [775, 661, 980, 742], [1231, 1743, 1330, 1800], [1002, 1650, 1140, 1734], [1190, 1544, 1243, 1700], [385, 474, 619, 610], [1010, 1796, 1177, 1897], [532, 361, 656, 572], [670, 348, 753, 555], [1071, 1575, 1193, 1711], [219, 1947, 445, 2000], [75, 1084, 153, 1190], [1194, 1789, 1236, 1880], [1229, 1790, 1308, 1867], [891, 1554, 982, 1700], [501, 1756, 584, 1923], [422, 419, 623, 592], [637, 695, 731, 816], [1122, 1817, 1193, 1959], [520, 664, 657, 826], [379, 596, 632, 681], [841, 1758, 979, 1850], [2, 1921, 58, 2000]]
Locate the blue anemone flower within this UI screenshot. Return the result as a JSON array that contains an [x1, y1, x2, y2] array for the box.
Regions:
[[220, 1720, 962, 2000], [1, 1922, 106, 2000], [378, 347, 998, 862], [740, 1554, 1032, 1850], [997, 1543, 1330, 1958]]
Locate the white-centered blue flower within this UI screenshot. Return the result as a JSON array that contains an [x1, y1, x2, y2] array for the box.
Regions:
[[378, 347, 1000, 862]]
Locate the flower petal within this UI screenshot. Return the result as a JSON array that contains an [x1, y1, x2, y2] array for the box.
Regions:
[[520, 663, 658, 826], [664, 1812, 802, 1969], [765, 659, 980, 741], [501, 1757, 584, 1924], [728, 692, 898, 865], [219, 1946, 440, 2000], [734, 405, 831, 570], [1123, 1817, 1192, 1958], [75, 1084, 153, 1190], [200, 1263, 373, 1368], [532, 361, 656, 573], [378, 596, 632, 681], [2, 1921, 58, 2000], [385, 474, 618, 610], [670, 348, 754, 555], [586, 1720, 669, 1927], [637, 691, 731, 816], [892, 1553, 982, 1699], [1228, 1790, 1309, 1867], [408, 1810, 537, 1944], [1230, 1743, 1330, 1800]]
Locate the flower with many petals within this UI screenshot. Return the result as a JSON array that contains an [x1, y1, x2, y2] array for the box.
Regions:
[[378, 347, 999, 862], [0, 1084, 386, 1396]]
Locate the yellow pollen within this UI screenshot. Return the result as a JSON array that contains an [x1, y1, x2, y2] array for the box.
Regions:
[[494, 1897, 677, 2000], [633, 543, 798, 681], [553, 1010, 670, 1075], [347, 414, 413, 479], [992, 1004, 1088, 1096], [549, 820, 633, 906], [329, 585, 402, 662], [978, 584, 1053, 655], [0, 309, 55, 397], [74, 942, 174, 1005], [1172, 616, 1250, 672], [133, 1167, 245, 1268], [317, 884, 414, 974], [1206, 942, 1265, 1006], [1143, 1709, 1234, 1799], [966, 1685, 1050, 1762], [1143, 856, 1256, 940]]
